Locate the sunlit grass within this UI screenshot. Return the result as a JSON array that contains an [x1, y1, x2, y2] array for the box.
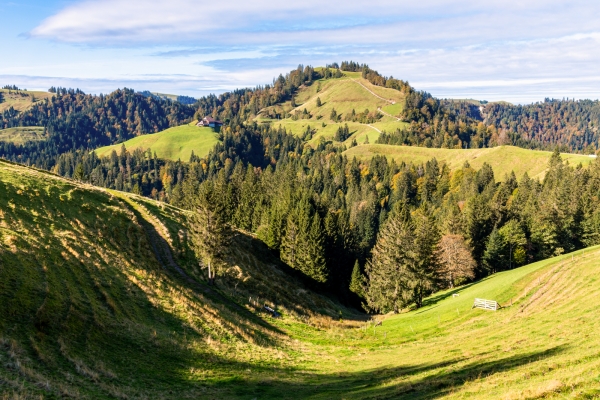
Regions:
[[2, 158, 600, 398], [94, 122, 220, 161], [344, 144, 595, 180]]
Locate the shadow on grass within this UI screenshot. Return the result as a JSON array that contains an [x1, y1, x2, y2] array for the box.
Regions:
[[222, 345, 567, 399], [121, 197, 287, 337]]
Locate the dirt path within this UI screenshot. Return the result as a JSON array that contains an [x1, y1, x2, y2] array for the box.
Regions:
[[377, 107, 402, 121], [351, 79, 395, 104], [366, 124, 381, 133]]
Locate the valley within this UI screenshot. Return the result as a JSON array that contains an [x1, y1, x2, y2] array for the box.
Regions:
[[1, 160, 600, 398], [2, 62, 600, 399]]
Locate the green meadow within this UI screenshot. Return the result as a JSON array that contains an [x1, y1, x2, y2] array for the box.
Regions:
[[0, 126, 46, 144], [94, 122, 220, 161], [0, 89, 54, 113], [344, 144, 596, 180], [256, 71, 409, 145], [2, 159, 600, 398]]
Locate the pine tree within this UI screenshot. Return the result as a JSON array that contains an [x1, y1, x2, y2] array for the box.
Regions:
[[498, 219, 526, 269], [408, 208, 440, 308], [482, 225, 504, 273], [316, 97, 322, 107], [349, 260, 364, 297], [189, 191, 232, 285], [73, 163, 84, 181], [303, 213, 328, 282], [330, 108, 337, 121], [364, 209, 414, 313], [280, 212, 301, 269]]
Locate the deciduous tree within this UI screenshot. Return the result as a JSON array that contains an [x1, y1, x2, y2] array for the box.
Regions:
[[436, 234, 476, 288]]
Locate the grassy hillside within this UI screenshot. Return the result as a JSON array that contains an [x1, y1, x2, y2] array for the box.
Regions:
[[0, 89, 54, 113], [3, 159, 600, 398], [273, 246, 600, 399], [94, 122, 220, 161], [257, 71, 409, 145], [0, 126, 46, 144], [344, 144, 596, 180], [0, 159, 345, 399]]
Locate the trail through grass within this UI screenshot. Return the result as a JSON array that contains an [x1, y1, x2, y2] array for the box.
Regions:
[[256, 71, 408, 145]]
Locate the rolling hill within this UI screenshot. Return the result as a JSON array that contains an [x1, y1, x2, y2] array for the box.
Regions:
[[344, 144, 596, 180], [0, 89, 54, 113], [256, 70, 409, 145], [94, 122, 220, 161], [0, 159, 346, 399], [3, 157, 600, 398]]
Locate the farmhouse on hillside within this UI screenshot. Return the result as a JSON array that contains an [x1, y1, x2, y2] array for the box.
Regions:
[[197, 117, 223, 128]]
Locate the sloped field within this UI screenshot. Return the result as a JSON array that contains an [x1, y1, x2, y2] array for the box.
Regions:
[[94, 123, 220, 161], [2, 159, 600, 399], [344, 144, 595, 180], [0, 160, 343, 399]]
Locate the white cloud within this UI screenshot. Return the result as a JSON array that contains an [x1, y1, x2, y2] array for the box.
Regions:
[[30, 0, 600, 46], [13, 0, 600, 103]]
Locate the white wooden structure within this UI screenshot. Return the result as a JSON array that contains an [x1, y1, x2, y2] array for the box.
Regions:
[[472, 298, 499, 311]]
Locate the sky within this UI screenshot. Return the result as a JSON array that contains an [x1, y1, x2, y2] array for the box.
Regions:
[[1, 0, 600, 103]]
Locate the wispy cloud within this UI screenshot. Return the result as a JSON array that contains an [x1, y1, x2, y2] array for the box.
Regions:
[[13, 0, 600, 103], [30, 0, 599, 46]]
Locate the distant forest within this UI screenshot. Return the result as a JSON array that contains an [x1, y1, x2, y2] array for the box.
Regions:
[[2, 63, 600, 310]]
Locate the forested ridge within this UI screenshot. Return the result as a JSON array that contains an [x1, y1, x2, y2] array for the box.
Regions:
[[0, 88, 194, 168], [2, 63, 600, 173], [2, 62, 600, 311], [43, 122, 600, 309], [481, 99, 600, 153]]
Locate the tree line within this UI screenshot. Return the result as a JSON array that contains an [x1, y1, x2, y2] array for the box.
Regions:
[[0, 88, 195, 169], [3, 97, 600, 310], [62, 122, 596, 310]]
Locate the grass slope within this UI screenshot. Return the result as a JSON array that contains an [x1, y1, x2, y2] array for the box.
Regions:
[[3, 159, 600, 398], [94, 122, 220, 161], [257, 71, 409, 145], [273, 246, 600, 399], [0, 89, 54, 113], [0, 159, 345, 399], [344, 144, 596, 180], [0, 127, 46, 144]]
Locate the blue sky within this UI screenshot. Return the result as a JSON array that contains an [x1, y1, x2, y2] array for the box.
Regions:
[[1, 0, 600, 103]]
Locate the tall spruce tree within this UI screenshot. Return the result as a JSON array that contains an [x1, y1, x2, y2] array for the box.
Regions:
[[280, 212, 301, 269], [407, 208, 440, 308], [349, 260, 364, 298], [189, 186, 232, 285], [364, 208, 414, 313], [482, 225, 504, 273], [303, 213, 328, 282]]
